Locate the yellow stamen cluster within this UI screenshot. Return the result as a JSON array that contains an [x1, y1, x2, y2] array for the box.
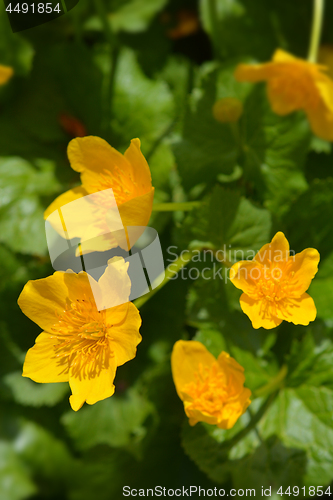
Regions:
[[183, 362, 228, 416], [254, 268, 293, 303], [50, 296, 114, 378]]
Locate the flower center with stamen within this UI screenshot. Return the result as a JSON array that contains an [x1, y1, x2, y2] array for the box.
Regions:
[[51, 296, 114, 376], [255, 267, 291, 302], [183, 363, 228, 415]]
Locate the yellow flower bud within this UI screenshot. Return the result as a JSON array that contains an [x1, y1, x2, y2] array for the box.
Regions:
[[212, 97, 243, 123]]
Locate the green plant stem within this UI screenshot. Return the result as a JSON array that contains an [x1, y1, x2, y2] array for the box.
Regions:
[[133, 250, 196, 309], [93, 0, 118, 143], [207, 0, 220, 60], [222, 391, 277, 451], [152, 201, 202, 212], [307, 0, 325, 63], [220, 366, 287, 450]]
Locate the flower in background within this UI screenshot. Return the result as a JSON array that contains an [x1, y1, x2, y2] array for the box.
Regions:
[[44, 136, 154, 254], [212, 97, 243, 123], [18, 257, 141, 411], [235, 49, 333, 141], [171, 340, 251, 429], [162, 9, 200, 40], [59, 113, 87, 138], [0, 65, 13, 85], [230, 232, 320, 329]]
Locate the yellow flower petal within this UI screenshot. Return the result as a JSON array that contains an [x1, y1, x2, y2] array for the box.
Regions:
[[184, 404, 218, 427], [254, 231, 290, 266], [171, 340, 216, 399], [217, 388, 252, 429], [0, 65, 13, 85], [275, 293, 317, 325], [239, 293, 282, 329], [108, 303, 142, 366], [18, 272, 69, 331], [124, 138, 152, 194], [108, 189, 155, 251], [272, 49, 297, 63], [44, 186, 87, 221], [287, 248, 320, 296], [97, 257, 131, 310], [67, 136, 131, 192], [217, 351, 246, 388], [229, 260, 263, 297], [62, 271, 98, 304], [76, 233, 119, 256], [117, 188, 155, 229], [306, 91, 333, 142], [267, 78, 302, 115], [235, 62, 276, 83], [23, 332, 69, 383], [69, 356, 117, 411]]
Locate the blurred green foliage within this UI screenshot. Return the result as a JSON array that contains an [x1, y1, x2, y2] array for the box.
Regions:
[[1, 0, 333, 498]]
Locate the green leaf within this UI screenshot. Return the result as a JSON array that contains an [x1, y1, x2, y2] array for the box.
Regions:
[[109, 0, 168, 33], [62, 388, 157, 457], [0, 442, 36, 500], [113, 48, 174, 152], [193, 328, 227, 358], [286, 331, 333, 390], [4, 372, 69, 407], [260, 386, 333, 487], [0, 7, 34, 74], [13, 421, 75, 493], [173, 66, 238, 190], [0, 157, 60, 255], [282, 179, 333, 258], [178, 185, 272, 262], [199, 0, 310, 60], [242, 86, 310, 216]]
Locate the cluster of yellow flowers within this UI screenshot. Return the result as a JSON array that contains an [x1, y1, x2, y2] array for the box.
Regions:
[[17, 46, 323, 429]]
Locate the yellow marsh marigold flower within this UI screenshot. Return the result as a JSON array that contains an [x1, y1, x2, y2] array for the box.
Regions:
[[235, 49, 333, 141], [0, 65, 13, 85], [171, 340, 251, 429], [44, 136, 154, 254], [230, 232, 320, 330], [18, 257, 141, 411], [212, 97, 243, 123]]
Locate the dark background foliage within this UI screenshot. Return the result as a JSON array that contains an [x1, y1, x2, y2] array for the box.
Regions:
[[1, 0, 333, 498]]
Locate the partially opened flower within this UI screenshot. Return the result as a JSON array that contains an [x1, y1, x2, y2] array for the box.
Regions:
[[44, 136, 154, 254], [230, 232, 320, 329], [18, 257, 141, 411], [0, 64, 13, 85], [235, 49, 333, 141], [171, 340, 251, 429]]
